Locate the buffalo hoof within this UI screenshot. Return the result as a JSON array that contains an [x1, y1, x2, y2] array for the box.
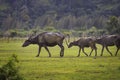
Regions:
[[89, 55, 91, 56], [115, 54, 117, 56], [60, 55, 64, 57], [36, 55, 39, 57], [60, 53, 64, 57], [49, 55, 51, 57], [60, 56, 63, 57]]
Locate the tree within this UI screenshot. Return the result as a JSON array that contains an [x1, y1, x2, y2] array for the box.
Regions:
[[2, 14, 13, 30], [106, 16, 120, 34]]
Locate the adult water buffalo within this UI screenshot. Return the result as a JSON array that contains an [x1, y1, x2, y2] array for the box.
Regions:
[[22, 32, 69, 57], [68, 37, 97, 57], [96, 35, 120, 56]]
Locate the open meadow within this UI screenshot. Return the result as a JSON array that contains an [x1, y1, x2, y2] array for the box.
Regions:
[[0, 39, 120, 80]]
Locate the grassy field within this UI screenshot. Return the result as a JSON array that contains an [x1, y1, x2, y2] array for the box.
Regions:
[[0, 39, 120, 80]]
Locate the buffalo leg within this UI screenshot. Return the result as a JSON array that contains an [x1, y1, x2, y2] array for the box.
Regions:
[[44, 46, 51, 57], [58, 44, 64, 57], [115, 48, 119, 56], [36, 46, 41, 57], [89, 49, 93, 56], [101, 46, 104, 56], [77, 47, 81, 57], [106, 46, 113, 56], [82, 48, 88, 56], [94, 49, 97, 56], [94, 45, 97, 56]]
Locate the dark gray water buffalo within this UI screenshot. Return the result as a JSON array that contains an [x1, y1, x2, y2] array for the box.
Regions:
[[96, 35, 120, 56], [68, 37, 97, 57], [22, 32, 69, 57]]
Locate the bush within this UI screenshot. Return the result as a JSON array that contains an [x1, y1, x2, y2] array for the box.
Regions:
[[43, 26, 56, 31], [0, 54, 24, 80]]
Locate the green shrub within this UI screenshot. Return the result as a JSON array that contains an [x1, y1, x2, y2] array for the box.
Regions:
[[44, 26, 56, 31], [0, 54, 24, 80]]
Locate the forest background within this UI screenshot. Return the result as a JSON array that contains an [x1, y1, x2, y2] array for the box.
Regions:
[[0, 0, 120, 37]]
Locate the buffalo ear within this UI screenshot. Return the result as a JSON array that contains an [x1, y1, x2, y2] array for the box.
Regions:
[[28, 33, 34, 40], [28, 33, 36, 40]]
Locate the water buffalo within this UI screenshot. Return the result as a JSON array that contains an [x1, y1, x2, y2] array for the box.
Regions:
[[114, 36, 120, 56], [22, 32, 69, 57], [68, 37, 97, 57], [96, 35, 120, 56]]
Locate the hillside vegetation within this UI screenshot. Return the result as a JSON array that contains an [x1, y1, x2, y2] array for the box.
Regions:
[[0, 0, 120, 36]]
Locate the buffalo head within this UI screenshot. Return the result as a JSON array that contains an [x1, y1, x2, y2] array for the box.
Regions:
[[68, 40, 79, 48], [68, 41, 77, 48], [68, 42, 75, 48], [22, 39, 32, 47]]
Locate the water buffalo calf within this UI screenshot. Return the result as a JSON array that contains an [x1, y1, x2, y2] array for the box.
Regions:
[[68, 37, 97, 57], [96, 35, 120, 56], [22, 32, 69, 57]]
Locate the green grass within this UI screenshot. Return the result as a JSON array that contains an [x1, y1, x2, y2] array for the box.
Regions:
[[0, 39, 120, 80]]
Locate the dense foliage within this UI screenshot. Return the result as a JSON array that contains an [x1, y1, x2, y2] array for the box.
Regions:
[[0, 54, 24, 80], [0, 0, 120, 35]]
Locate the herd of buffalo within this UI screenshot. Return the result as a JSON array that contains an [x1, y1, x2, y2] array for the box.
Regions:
[[22, 32, 120, 57]]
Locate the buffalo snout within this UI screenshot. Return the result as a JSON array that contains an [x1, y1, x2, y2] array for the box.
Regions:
[[22, 40, 31, 47], [22, 43, 26, 47], [68, 43, 72, 48]]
